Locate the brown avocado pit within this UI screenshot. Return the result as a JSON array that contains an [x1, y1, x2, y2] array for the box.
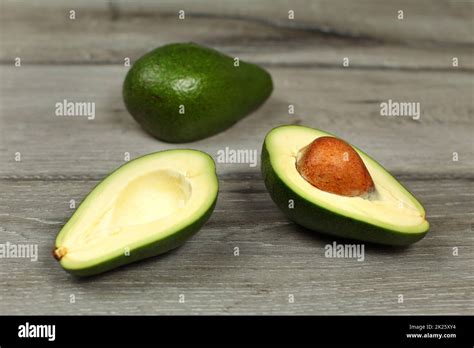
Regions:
[[296, 136, 375, 197]]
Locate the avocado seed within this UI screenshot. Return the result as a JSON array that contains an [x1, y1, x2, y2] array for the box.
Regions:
[[296, 136, 375, 197]]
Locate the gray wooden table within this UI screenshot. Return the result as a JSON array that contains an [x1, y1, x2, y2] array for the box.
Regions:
[[1, 0, 473, 315]]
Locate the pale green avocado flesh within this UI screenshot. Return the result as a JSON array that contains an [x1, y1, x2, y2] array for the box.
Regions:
[[54, 149, 218, 276], [261, 125, 429, 245]]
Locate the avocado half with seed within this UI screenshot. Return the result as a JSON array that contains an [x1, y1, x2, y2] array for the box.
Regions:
[[53, 149, 218, 276], [261, 125, 429, 245]]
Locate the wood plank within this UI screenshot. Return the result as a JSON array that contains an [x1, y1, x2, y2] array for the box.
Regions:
[[0, 174, 472, 315], [1, 0, 472, 70], [1, 65, 472, 177]]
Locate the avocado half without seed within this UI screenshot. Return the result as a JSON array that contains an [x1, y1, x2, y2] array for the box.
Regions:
[[53, 149, 218, 276], [261, 125, 429, 245]]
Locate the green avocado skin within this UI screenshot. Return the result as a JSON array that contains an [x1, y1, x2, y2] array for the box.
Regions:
[[261, 144, 428, 246], [123, 43, 273, 143], [63, 196, 217, 277]]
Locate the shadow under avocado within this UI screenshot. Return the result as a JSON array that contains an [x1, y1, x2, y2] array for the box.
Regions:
[[69, 246, 183, 283], [289, 221, 412, 254]]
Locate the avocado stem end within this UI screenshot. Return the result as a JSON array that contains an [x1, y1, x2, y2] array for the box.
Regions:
[[53, 246, 67, 261]]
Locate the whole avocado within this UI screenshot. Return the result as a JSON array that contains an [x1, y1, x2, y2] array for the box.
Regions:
[[123, 42, 273, 143]]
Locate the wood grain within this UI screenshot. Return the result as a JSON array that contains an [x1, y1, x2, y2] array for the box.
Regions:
[[0, 0, 473, 315], [0, 174, 473, 315], [1, 0, 473, 69], [1, 65, 472, 177]]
